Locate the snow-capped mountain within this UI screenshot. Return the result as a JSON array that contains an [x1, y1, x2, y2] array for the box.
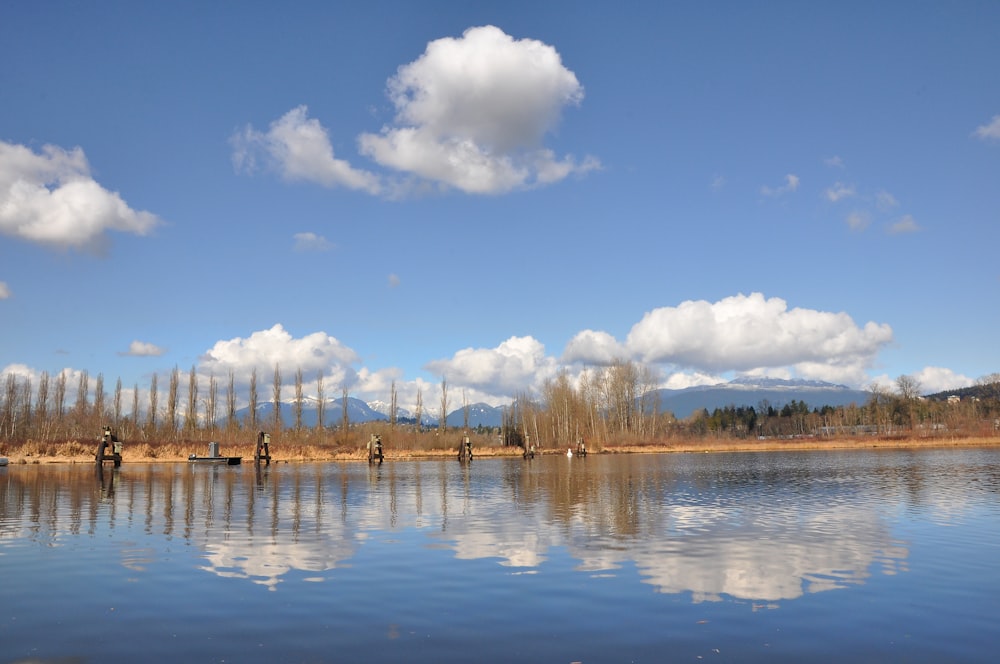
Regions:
[[649, 378, 869, 418]]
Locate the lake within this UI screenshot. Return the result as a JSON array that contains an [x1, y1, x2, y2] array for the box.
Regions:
[[1, 448, 998, 663]]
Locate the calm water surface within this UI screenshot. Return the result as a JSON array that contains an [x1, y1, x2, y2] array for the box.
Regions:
[[1, 449, 998, 663]]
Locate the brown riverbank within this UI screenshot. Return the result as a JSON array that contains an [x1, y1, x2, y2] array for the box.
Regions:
[[3, 434, 999, 465]]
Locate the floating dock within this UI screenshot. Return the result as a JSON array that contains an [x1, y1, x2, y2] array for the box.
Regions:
[[188, 442, 242, 465]]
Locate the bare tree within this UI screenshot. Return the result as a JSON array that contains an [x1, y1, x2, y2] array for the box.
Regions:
[[896, 374, 922, 400], [341, 387, 349, 434], [131, 383, 140, 431], [389, 380, 398, 430], [113, 377, 123, 427], [184, 366, 198, 435], [74, 370, 90, 426], [462, 388, 470, 430], [895, 374, 922, 431], [226, 370, 237, 431], [293, 368, 304, 431], [54, 371, 67, 421], [415, 387, 423, 431], [271, 363, 282, 434], [247, 367, 258, 430], [93, 373, 105, 427], [147, 373, 159, 433], [166, 366, 180, 438], [2, 373, 17, 437], [207, 374, 218, 435], [36, 371, 50, 439], [18, 376, 33, 438], [315, 369, 325, 432], [439, 379, 448, 434]]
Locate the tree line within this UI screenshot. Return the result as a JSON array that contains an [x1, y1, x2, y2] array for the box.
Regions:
[[2, 362, 1000, 448]]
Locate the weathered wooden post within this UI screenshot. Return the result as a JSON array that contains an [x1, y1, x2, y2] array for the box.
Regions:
[[95, 426, 122, 467], [457, 434, 473, 462], [367, 434, 384, 464], [255, 431, 271, 465]]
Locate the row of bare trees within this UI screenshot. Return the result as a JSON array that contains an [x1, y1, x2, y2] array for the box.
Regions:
[[508, 366, 1000, 448], [0, 364, 349, 445], [4, 362, 1000, 448]]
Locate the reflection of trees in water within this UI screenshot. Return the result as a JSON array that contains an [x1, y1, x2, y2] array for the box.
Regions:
[[2, 452, 995, 599]]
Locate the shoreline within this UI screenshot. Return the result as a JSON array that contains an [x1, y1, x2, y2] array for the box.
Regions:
[[4, 435, 999, 465]]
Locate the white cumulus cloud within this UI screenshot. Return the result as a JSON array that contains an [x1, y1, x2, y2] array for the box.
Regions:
[[912, 366, 973, 394], [233, 26, 597, 197], [973, 114, 1000, 142], [121, 340, 165, 357], [562, 329, 626, 365], [199, 324, 360, 389], [0, 140, 159, 252], [425, 335, 559, 396], [231, 106, 381, 194], [358, 25, 599, 194], [563, 293, 893, 387]]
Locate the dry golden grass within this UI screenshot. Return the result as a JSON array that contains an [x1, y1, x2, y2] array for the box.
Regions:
[[2, 433, 999, 464]]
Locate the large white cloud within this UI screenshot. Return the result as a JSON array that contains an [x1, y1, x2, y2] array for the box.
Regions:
[[198, 324, 361, 389], [424, 335, 559, 397], [0, 140, 159, 251], [911, 366, 974, 394], [562, 329, 625, 365], [358, 25, 598, 194], [234, 26, 598, 197], [564, 293, 893, 386], [231, 106, 381, 194]]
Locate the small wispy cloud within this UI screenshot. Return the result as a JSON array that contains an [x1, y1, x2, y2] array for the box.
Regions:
[[120, 340, 165, 357], [761, 173, 799, 197], [388, 273, 401, 288], [973, 114, 1000, 142], [846, 211, 871, 231], [824, 182, 855, 202], [293, 232, 334, 252], [888, 214, 920, 235], [824, 155, 845, 168], [0, 281, 9, 299], [711, 174, 726, 191], [875, 190, 899, 212]]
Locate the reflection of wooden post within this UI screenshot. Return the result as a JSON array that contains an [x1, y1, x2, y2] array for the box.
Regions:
[[255, 431, 271, 465]]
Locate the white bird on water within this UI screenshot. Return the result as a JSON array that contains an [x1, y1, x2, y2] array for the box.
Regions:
[[566, 448, 573, 457]]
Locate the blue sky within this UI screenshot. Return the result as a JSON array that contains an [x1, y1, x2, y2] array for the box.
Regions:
[[2, 1, 998, 414]]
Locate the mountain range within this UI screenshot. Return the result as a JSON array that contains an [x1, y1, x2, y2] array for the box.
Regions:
[[647, 377, 871, 419], [239, 378, 872, 429]]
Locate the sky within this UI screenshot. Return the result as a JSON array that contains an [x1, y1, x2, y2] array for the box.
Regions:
[[2, 1, 999, 415]]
